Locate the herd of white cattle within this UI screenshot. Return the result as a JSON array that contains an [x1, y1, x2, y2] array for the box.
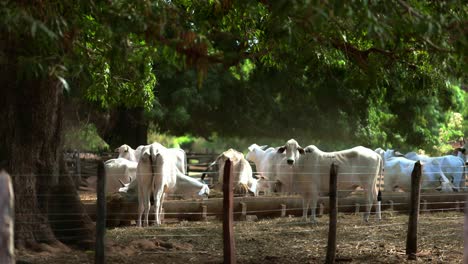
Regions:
[[103, 139, 467, 226]]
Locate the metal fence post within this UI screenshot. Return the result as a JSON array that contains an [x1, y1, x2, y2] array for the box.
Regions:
[[223, 159, 236, 264], [406, 161, 422, 260], [0, 171, 14, 264], [325, 163, 338, 264], [95, 161, 106, 264]]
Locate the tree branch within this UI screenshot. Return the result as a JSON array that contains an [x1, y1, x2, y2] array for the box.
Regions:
[[397, 0, 424, 19]]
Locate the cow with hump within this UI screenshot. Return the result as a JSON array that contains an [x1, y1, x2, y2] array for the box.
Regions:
[[376, 148, 460, 192], [209, 148, 262, 196], [246, 144, 293, 195], [277, 139, 382, 223], [135, 142, 209, 227]]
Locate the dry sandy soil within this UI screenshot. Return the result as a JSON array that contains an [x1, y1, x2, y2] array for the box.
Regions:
[[17, 211, 463, 264]]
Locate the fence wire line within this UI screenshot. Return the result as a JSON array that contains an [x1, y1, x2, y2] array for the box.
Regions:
[[8, 164, 467, 177], [14, 214, 463, 235], [13, 202, 465, 218]]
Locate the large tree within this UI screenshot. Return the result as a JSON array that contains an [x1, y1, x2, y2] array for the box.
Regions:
[[0, 1, 95, 249]]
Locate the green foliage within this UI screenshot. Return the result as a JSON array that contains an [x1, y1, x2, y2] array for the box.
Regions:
[[433, 112, 464, 154], [4, 0, 467, 152], [63, 124, 109, 152]]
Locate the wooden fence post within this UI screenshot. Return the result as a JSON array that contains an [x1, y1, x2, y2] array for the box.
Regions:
[[354, 203, 360, 215], [240, 202, 247, 221], [325, 163, 338, 264], [95, 161, 106, 264], [223, 159, 236, 264], [406, 161, 422, 260], [421, 200, 428, 213], [0, 171, 14, 264], [280, 204, 287, 217], [201, 205, 207, 221]]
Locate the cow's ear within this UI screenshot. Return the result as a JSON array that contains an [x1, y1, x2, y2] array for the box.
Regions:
[[124, 145, 129, 152], [298, 147, 305, 155], [248, 145, 255, 152], [277, 146, 286, 154]]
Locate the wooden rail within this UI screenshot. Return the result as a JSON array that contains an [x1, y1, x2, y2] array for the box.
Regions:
[[98, 192, 467, 226]]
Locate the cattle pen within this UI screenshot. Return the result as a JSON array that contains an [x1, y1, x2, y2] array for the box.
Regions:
[[6, 152, 468, 263]]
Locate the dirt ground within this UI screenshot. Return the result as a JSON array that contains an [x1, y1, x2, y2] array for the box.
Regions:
[[17, 211, 463, 264]]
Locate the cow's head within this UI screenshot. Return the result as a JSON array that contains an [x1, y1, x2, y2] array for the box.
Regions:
[[277, 139, 305, 165], [435, 176, 458, 192], [198, 183, 210, 196], [455, 147, 467, 164], [246, 144, 268, 163], [115, 144, 130, 154]]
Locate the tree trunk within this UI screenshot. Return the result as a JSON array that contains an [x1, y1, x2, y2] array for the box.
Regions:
[[0, 39, 94, 250], [94, 106, 148, 149]]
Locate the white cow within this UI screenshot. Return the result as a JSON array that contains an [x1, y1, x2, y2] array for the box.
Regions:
[[104, 158, 137, 193], [136, 143, 194, 227], [213, 148, 258, 196], [399, 151, 465, 191], [166, 174, 210, 199], [404, 152, 429, 161], [246, 143, 294, 194], [120, 169, 209, 200], [115, 144, 138, 162], [252, 174, 271, 196], [281, 139, 382, 222], [116, 143, 187, 174], [375, 149, 458, 192], [136, 143, 172, 226]]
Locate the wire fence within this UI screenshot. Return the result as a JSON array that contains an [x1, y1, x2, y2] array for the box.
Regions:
[[4, 151, 467, 263]]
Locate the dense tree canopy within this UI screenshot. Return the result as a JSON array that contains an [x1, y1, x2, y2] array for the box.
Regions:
[[4, 1, 468, 150], [80, 0, 466, 151]]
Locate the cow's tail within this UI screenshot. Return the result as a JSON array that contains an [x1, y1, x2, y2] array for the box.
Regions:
[[377, 156, 384, 202], [149, 146, 158, 199], [376, 155, 384, 221]]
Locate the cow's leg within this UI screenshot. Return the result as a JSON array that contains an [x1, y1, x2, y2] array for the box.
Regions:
[[302, 198, 309, 221], [154, 187, 165, 225], [158, 192, 167, 225], [363, 180, 377, 222], [310, 193, 319, 223], [137, 187, 143, 227], [144, 197, 150, 227], [143, 187, 151, 227], [138, 188, 150, 227], [137, 197, 144, 227]]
